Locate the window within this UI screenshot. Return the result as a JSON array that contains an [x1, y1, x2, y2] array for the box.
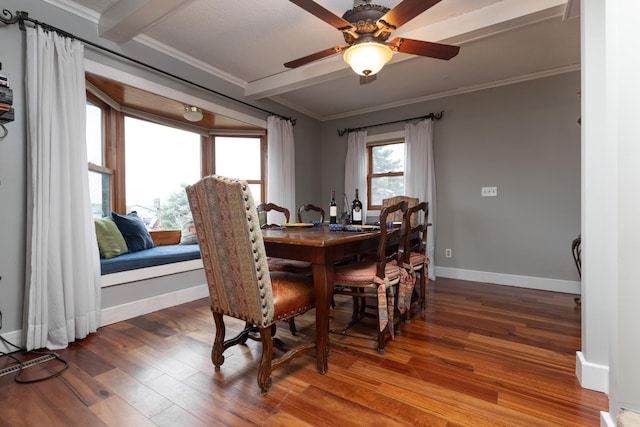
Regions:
[[86, 98, 113, 218], [124, 117, 201, 230], [367, 139, 405, 210], [212, 136, 265, 204], [85, 85, 267, 230]]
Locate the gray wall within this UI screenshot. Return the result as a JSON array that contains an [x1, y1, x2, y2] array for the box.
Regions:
[[0, 0, 579, 338], [0, 0, 321, 335], [321, 72, 581, 282], [0, 9, 28, 338]]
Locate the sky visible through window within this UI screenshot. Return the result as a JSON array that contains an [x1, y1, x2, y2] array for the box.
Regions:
[[87, 110, 263, 224], [125, 117, 201, 216], [125, 119, 262, 224]]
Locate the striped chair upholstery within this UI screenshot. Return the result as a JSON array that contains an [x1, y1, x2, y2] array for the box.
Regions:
[[258, 202, 313, 276], [186, 175, 315, 395]]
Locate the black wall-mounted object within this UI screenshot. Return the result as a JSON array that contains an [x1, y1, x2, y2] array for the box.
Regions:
[[0, 62, 14, 125]]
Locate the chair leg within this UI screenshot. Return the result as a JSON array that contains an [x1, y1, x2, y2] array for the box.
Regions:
[[351, 290, 361, 321], [377, 307, 388, 354], [407, 265, 427, 319], [404, 269, 415, 324], [257, 327, 274, 395], [287, 318, 297, 335], [377, 303, 386, 355], [377, 286, 397, 355], [211, 312, 226, 370], [340, 288, 367, 332], [420, 265, 427, 310]]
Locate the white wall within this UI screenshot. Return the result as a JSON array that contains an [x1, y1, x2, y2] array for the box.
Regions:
[[604, 0, 640, 421], [577, 0, 611, 397], [580, 1, 640, 423]]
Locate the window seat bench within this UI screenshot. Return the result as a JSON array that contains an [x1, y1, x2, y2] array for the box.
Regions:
[[100, 244, 201, 275], [100, 230, 203, 287]]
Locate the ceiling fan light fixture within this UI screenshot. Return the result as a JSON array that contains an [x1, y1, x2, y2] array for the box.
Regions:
[[184, 106, 203, 122], [343, 42, 393, 76]]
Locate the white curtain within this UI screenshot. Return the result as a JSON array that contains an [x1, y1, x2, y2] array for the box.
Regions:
[[267, 116, 296, 221], [24, 27, 101, 350], [405, 119, 436, 280], [345, 130, 368, 222]]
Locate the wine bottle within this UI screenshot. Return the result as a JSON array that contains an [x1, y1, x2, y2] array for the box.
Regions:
[[329, 190, 337, 224], [351, 188, 363, 225]]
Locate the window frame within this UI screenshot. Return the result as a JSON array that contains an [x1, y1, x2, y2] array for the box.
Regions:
[[86, 85, 267, 225], [86, 93, 116, 216], [206, 134, 267, 203], [366, 132, 406, 211]]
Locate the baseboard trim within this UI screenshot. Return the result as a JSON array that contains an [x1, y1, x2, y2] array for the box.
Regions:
[[100, 284, 209, 327], [576, 350, 609, 393], [0, 284, 209, 353], [434, 266, 580, 294], [602, 411, 615, 427]]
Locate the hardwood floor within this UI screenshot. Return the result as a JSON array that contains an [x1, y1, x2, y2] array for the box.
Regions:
[[0, 278, 607, 426]]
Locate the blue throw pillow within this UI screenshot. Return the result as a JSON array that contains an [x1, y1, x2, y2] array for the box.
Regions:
[[111, 211, 155, 252]]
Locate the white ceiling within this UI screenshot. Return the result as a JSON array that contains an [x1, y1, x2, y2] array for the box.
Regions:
[[50, 0, 580, 121]]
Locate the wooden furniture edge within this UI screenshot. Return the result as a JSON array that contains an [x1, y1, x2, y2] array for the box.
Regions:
[[149, 229, 181, 246]]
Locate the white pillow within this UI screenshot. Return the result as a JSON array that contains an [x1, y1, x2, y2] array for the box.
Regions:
[[180, 219, 198, 245]]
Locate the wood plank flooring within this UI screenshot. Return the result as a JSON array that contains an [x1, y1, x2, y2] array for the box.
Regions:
[[0, 278, 607, 426]]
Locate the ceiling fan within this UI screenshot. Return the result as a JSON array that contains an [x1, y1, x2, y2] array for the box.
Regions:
[[285, 0, 460, 84]]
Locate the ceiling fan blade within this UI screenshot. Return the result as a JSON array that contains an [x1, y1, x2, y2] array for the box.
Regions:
[[390, 37, 460, 60], [288, 0, 353, 30], [360, 74, 377, 85], [380, 0, 442, 29], [284, 46, 346, 69]]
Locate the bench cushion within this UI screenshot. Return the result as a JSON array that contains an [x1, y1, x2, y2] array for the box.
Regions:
[[100, 244, 201, 275]]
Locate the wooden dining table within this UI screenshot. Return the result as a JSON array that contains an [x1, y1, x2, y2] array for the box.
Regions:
[[262, 224, 386, 374]]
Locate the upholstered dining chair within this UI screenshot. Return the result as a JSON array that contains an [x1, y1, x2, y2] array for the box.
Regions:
[[332, 200, 408, 354], [297, 204, 325, 224], [257, 202, 313, 274], [186, 176, 316, 395], [401, 201, 430, 322], [257, 201, 312, 335]]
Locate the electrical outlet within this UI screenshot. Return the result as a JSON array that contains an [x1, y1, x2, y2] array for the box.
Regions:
[[481, 186, 497, 197], [445, 248, 452, 258]]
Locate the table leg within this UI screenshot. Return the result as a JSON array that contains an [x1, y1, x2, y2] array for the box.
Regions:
[[312, 262, 333, 374]]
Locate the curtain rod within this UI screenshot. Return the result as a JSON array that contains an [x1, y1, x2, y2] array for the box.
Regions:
[[0, 10, 296, 125], [337, 111, 443, 136]]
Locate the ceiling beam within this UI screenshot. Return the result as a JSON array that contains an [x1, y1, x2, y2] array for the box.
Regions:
[[244, 0, 569, 100], [99, 0, 195, 44]]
